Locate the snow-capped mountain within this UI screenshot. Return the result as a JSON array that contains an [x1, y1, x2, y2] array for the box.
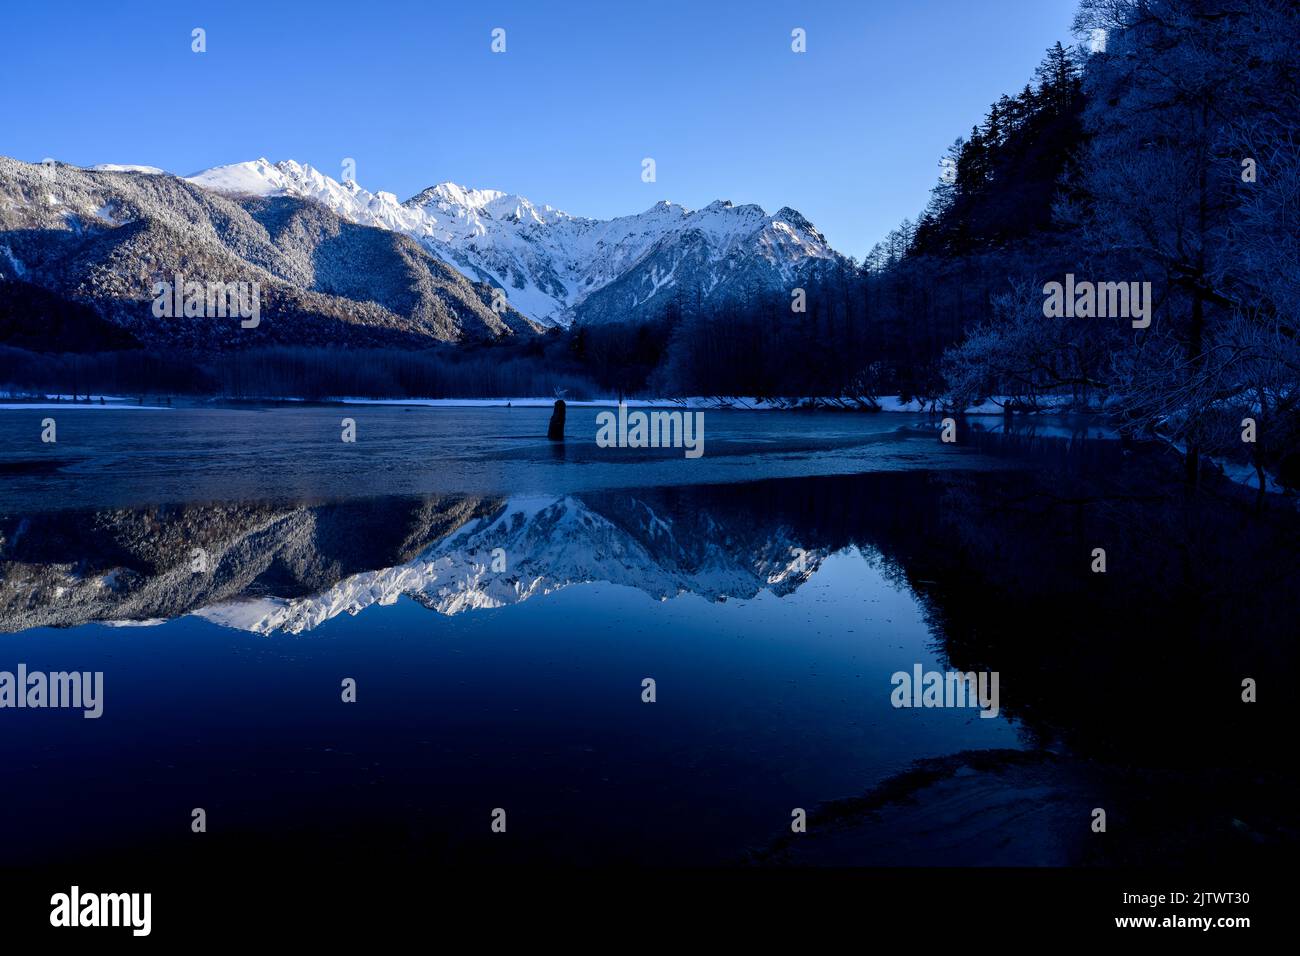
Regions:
[[186, 159, 848, 326], [0, 157, 538, 350], [0, 154, 846, 349]]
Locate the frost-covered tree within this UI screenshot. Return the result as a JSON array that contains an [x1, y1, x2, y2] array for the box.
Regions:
[[943, 282, 1115, 413], [1065, 0, 1300, 487]]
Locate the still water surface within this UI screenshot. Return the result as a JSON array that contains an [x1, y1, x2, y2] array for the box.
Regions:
[[0, 407, 1288, 866]]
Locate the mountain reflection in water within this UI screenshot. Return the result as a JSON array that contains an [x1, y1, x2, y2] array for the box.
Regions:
[[0, 453, 1295, 868]]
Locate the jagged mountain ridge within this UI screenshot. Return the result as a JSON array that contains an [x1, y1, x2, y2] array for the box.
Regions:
[[0, 157, 540, 351], [186, 158, 849, 327]]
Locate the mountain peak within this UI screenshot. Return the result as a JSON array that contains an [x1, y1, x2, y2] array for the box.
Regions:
[[417, 181, 508, 210], [175, 158, 844, 327], [775, 206, 825, 241]]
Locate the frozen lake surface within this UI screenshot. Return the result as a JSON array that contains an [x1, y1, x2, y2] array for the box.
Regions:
[[0, 403, 1022, 510]]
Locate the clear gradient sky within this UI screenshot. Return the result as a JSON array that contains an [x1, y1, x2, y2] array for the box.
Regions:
[[0, 0, 1080, 257]]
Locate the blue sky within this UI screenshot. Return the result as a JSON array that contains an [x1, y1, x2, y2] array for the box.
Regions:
[[1, 0, 1080, 257]]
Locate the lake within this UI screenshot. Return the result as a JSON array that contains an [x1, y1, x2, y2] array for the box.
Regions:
[[0, 405, 1294, 868]]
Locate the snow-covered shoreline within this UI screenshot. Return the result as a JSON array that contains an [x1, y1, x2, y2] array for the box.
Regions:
[[0, 392, 1096, 416], [0, 401, 170, 410], [0, 389, 1091, 414], [323, 395, 1020, 413]]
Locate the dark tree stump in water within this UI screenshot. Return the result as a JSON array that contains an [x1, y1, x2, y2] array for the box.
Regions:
[[547, 399, 566, 441], [1279, 450, 1300, 494]]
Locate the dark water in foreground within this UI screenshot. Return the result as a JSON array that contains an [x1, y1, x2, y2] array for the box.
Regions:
[[0, 407, 1295, 867]]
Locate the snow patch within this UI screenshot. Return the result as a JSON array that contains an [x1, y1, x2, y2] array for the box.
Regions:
[[89, 164, 166, 175]]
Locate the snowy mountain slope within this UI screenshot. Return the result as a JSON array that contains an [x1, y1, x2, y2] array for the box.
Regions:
[[187, 159, 849, 327], [0, 157, 539, 349], [88, 164, 166, 175]]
